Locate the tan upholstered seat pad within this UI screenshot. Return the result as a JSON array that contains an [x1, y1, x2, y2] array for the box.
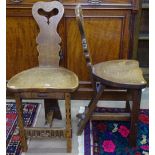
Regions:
[[7, 67, 79, 90], [93, 60, 146, 85]]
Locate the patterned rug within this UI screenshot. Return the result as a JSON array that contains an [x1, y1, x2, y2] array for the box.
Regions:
[[83, 107, 149, 155], [6, 102, 40, 155]]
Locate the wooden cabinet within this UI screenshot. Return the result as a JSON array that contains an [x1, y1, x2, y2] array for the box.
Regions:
[[7, 0, 141, 99], [66, 9, 131, 81], [7, 16, 39, 79], [133, 0, 149, 84], [138, 0, 149, 83]]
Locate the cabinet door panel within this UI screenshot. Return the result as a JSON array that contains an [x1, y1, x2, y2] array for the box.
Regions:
[[66, 19, 89, 80], [7, 17, 39, 80], [7, 15, 65, 80], [84, 18, 122, 63], [66, 11, 130, 81]]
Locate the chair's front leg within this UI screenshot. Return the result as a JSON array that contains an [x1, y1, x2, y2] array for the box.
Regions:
[[65, 93, 72, 153], [77, 84, 104, 135], [15, 94, 28, 152], [129, 89, 142, 146], [125, 89, 131, 112]]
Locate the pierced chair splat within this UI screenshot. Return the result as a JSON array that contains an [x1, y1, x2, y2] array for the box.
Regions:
[[75, 5, 146, 147], [7, 1, 79, 153]]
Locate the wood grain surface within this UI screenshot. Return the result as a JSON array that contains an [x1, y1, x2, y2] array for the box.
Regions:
[[7, 1, 139, 84]]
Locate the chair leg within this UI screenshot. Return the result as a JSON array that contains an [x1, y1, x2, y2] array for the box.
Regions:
[[44, 99, 62, 121], [77, 84, 104, 135], [129, 89, 142, 147], [65, 93, 72, 153], [125, 101, 130, 112], [15, 95, 28, 152], [125, 89, 131, 112]]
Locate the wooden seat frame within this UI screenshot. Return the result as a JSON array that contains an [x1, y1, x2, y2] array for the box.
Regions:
[[7, 1, 79, 153], [75, 5, 146, 146]]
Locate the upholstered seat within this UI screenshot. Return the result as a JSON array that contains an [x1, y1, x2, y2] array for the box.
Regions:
[[7, 67, 78, 92], [93, 59, 146, 85]]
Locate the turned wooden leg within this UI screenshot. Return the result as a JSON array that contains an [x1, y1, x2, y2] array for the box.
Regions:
[[65, 93, 72, 153], [129, 89, 141, 146], [77, 84, 104, 135], [44, 99, 62, 122], [15, 94, 28, 152]]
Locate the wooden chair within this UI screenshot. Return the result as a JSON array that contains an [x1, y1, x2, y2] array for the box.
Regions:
[[75, 5, 146, 146], [7, 1, 78, 153]]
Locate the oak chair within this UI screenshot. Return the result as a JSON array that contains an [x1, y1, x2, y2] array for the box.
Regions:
[[75, 5, 146, 146], [7, 1, 78, 153]]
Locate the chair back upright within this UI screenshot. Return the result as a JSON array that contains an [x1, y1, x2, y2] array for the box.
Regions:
[[32, 1, 64, 67], [75, 5, 96, 89]]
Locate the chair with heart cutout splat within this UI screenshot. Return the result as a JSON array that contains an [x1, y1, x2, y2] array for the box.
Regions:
[[7, 1, 79, 153]]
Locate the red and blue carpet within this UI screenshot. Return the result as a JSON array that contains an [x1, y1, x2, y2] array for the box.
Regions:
[[6, 102, 40, 155], [80, 107, 149, 155]]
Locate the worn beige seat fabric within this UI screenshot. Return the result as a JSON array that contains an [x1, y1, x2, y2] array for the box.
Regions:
[[93, 59, 146, 85], [7, 67, 78, 92]]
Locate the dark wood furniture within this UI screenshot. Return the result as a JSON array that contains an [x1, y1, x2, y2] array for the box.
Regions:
[[75, 5, 146, 146], [135, 0, 149, 84], [7, 0, 143, 100], [7, 0, 145, 138], [7, 1, 79, 153]]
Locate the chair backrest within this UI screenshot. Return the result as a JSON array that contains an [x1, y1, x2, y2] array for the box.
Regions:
[[32, 1, 64, 67], [75, 5, 96, 89]]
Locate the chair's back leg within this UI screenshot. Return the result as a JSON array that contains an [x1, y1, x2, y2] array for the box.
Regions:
[[125, 89, 131, 112], [44, 99, 62, 122], [125, 101, 131, 112], [15, 94, 28, 152], [77, 84, 105, 135], [129, 89, 142, 146], [65, 93, 72, 153]]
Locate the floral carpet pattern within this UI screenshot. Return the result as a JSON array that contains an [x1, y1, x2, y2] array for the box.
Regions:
[[6, 102, 39, 155], [84, 107, 149, 155]]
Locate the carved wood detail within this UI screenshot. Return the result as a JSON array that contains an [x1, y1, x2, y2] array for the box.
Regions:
[[25, 127, 66, 138], [65, 93, 72, 153], [32, 1, 64, 67]]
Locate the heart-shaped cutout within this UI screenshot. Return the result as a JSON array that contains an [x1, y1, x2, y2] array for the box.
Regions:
[[38, 8, 58, 24]]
